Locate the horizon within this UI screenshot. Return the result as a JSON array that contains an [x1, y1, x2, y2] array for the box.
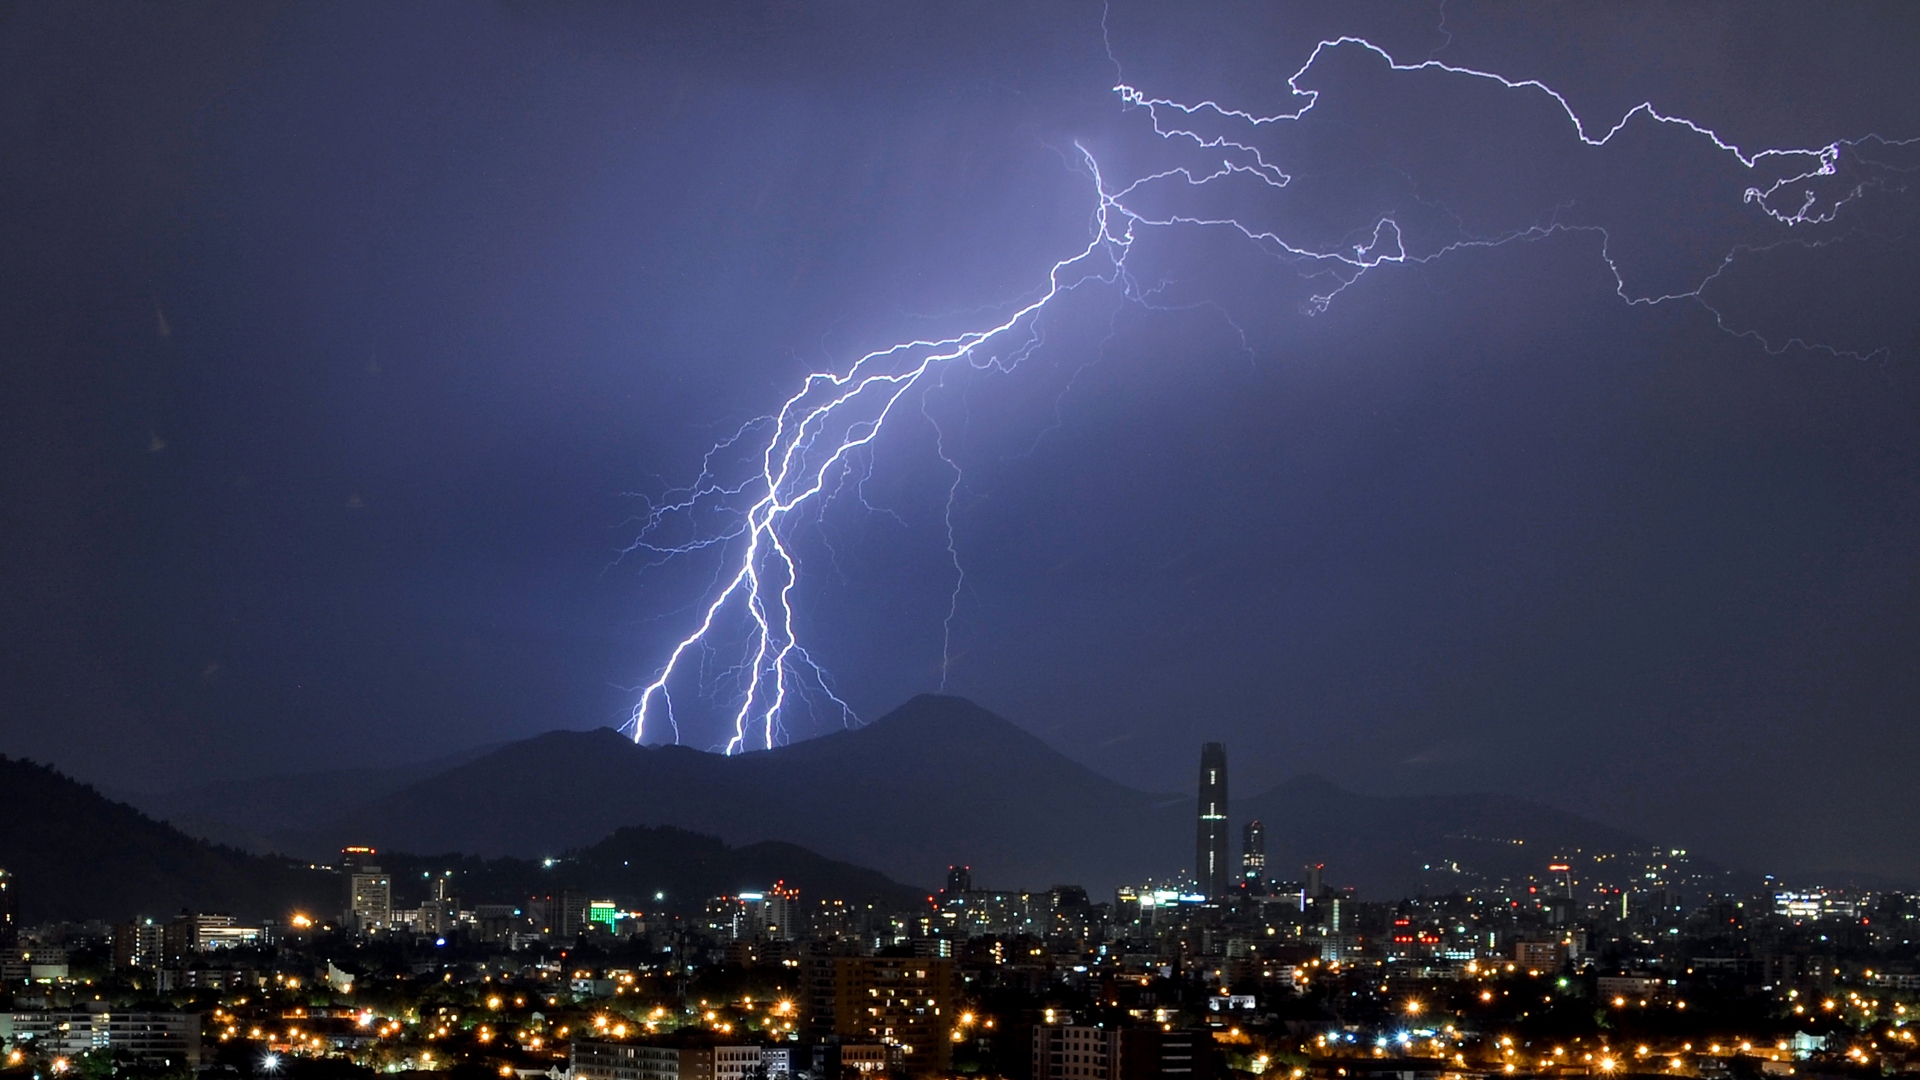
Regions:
[[14, 693, 1901, 893]]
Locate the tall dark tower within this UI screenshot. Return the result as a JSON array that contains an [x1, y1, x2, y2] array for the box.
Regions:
[[1242, 820, 1267, 894], [1196, 743, 1230, 899], [945, 865, 972, 896]]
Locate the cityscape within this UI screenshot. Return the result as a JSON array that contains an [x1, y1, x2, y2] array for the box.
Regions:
[[3, 742, 1917, 1080], [6, 7, 1919, 1080]]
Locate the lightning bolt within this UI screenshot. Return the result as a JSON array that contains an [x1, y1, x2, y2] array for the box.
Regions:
[[622, 28, 1914, 752]]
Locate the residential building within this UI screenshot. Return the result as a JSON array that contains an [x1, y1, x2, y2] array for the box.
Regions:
[[573, 1041, 714, 1080], [1511, 940, 1565, 970], [1034, 1024, 1121, 1080], [765, 882, 800, 942], [806, 955, 959, 1073], [112, 920, 164, 970]]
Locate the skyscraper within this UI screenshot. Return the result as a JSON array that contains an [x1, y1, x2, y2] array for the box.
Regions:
[[1197, 742, 1230, 899], [0, 868, 14, 947], [1242, 819, 1267, 894]]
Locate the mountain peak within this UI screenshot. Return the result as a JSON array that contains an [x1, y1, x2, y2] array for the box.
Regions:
[[866, 693, 1027, 738]]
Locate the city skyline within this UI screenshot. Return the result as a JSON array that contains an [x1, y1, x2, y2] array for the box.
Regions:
[[6, 6, 1919, 1079]]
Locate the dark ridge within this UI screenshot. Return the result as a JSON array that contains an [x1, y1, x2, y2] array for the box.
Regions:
[[117, 741, 507, 852], [271, 694, 1701, 898], [375, 825, 924, 913], [0, 756, 336, 923], [0, 755, 924, 922]]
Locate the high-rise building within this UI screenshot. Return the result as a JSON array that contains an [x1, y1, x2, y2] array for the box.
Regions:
[[341, 848, 392, 932], [0, 869, 14, 947], [558, 889, 591, 939], [113, 920, 165, 970], [1240, 820, 1266, 894], [945, 865, 972, 896], [1304, 863, 1325, 898], [1196, 743, 1230, 899], [765, 881, 800, 942]]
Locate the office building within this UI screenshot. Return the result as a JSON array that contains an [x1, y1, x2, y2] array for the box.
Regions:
[[1304, 863, 1325, 898], [589, 900, 620, 932], [1196, 743, 1229, 899], [1120, 1027, 1212, 1080], [944, 865, 972, 896], [559, 889, 591, 939], [0, 1011, 201, 1066], [1241, 820, 1266, 894], [0, 946, 66, 982], [342, 848, 391, 932], [419, 871, 458, 936], [160, 913, 259, 959], [714, 1045, 769, 1080]]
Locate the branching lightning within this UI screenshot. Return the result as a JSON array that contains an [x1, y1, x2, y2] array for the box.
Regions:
[[621, 27, 1914, 752]]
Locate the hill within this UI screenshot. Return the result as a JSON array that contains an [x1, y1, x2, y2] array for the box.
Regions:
[[275, 694, 1701, 898], [0, 756, 335, 923], [281, 695, 1182, 893], [0, 756, 922, 924], [117, 744, 504, 854]]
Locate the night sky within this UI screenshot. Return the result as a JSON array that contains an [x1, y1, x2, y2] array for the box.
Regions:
[[5, 3, 1919, 882]]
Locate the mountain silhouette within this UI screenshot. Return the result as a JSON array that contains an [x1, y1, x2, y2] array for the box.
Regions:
[[0, 756, 335, 923], [380, 826, 926, 913], [118, 743, 506, 853], [283, 695, 1180, 893], [266, 694, 1697, 898], [0, 756, 921, 923]]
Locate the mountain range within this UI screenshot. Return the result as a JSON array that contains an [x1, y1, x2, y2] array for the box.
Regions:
[[116, 743, 506, 853], [130, 695, 1703, 899]]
